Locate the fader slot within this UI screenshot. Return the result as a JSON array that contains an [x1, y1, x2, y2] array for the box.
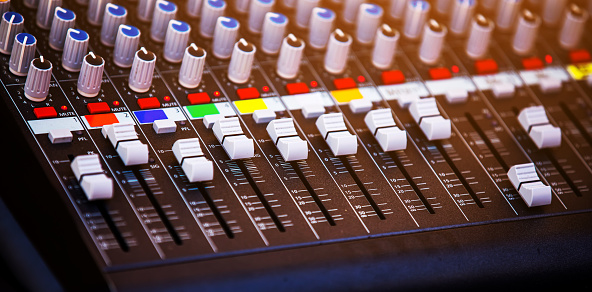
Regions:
[[465, 113, 511, 172], [338, 156, 386, 220], [387, 152, 435, 214], [95, 201, 130, 252], [289, 161, 336, 226], [195, 183, 235, 238]]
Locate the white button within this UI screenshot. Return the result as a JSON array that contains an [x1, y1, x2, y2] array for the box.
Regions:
[[253, 108, 276, 124], [364, 109, 407, 152], [517, 106, 561, 149], [267, 118, 308, 161], [396, 94, 420, 108], [349, 98, 373, 113], [153, 119, 177, 134], [301, 103, 325, 118], [117, 140, 150, 165], [48, 128, 73, 144], [445, 88, 468, 104], [538, 76, 562, 94], [203, 113, 225, 129], [212, 117, 255, 159], [507, 163, 552, 207], [492, 82, 515, 98], [70, 154, 113, 201], [316, 113, 357, 156]]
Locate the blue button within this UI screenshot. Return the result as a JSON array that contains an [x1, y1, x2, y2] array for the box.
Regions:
[[172, 20, 191, 32], [16, 33, 36, 45], [411, 0, 430, 10], [269, 13, 287, 24], [56, 8, 76, 21], [366, 4, 382, 15], [69, 29, 89, 41], [158, 0, 177, 12], [135, 110, 168, 124], [121, 25, 141, 37], [317, 8, 334, 19], [3, 12, 24, 24], [220, 17, 238, 28], [107, 4, 127, 16], [208, 0, 225, 9]]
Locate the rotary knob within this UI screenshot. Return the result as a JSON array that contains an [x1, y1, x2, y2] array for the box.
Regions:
[[389, 0, 407, 20], [324, 29, 352, 75], [136, 0, 156, 22], [372, 24, 400, 69], [542, 0, 567, 27], [356, 3, 383, 45], [342, 0, 365, 24], [308, 7, 335, 50], [512, 10, 540, 56], [87, 0, 112, 26], [100, 3, 127, 46], [128, 47, 157, 93], [558, 4, 589, 50], [465, 14, 494, 59], [404, 0, 431, 40], [260, 12, 288, 55], [212, 17, 239, 60], [178, 43, 206, 89], [113, 25, 141, 68], [227, 38, 256, 84], [248, 0, 274, 34], [449, 0, 476, 36], [9, 33, 37, 76], [295, 0, 320, 28], [48, 7, 76, 51], [419, 19, 447, 65], [276, 34, 305, 80], [0, 0, 10, 16], [200, 0, 226, 38], [37, 0, 62, 29], [62, 28, 89, 72], [186, 0, 203, 17], [77, 52, 105, 97], [496, 0, 522, 32], [24, 56, 53, 102], [151, 0, 177, 42], [163, 20, 191, 63], [0, 12, 24, 55]]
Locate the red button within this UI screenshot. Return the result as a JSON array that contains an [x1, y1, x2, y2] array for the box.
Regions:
[[569, 49, 591, 64], [286, 82, 310, 95], [87, 102, 111, 114], [33, 107, 57, 119], [522, 57, 544, 70], [137, 97, 161, 109], [86, 113, 119, 128], [474, 59, 499, 75], [381, 70, 405, 85], [187, 92, 211, 104], [428, 67, 452, 80], [333, 77, 357, 89], [236, 87, 260, 100]]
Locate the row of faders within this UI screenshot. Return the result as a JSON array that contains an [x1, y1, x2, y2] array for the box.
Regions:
[[0, 0, 591, 270]]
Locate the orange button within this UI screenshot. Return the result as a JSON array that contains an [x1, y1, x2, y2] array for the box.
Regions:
[[522, 57, 544, 70], [333, 77, 357, 89], [428, 67, 452, 80], [286, 82, 310, 95], [236, 87, 260, 100], [85, 113, 119, 128], [33, 107, 57, 119], [87, 102, 111, 114], [187, 92, 211, 104], [569, 49, 591, 64], [474, 59, 498, 75], [381, 70, 405, 85], [137, 97, 161, 109]]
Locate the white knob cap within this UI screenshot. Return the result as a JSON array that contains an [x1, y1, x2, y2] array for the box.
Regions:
[[419, 20, 447, 65], [86, 0, 111, 26], [541, 0, 568, 26], [356, 3, 383, 45], [227, 38, 256, 84], [113, 25, 141, 68], [24, 56, 53, 102], [449, 0, 476, 36], [248, 0, 275, 34], [324, 29, 352, 75], [342, 0, 365, 24], [0, 12, 25, 54], [372, 24, 400, 69], [9, 33, 37, 76], [465, 14, 494, 59], [128, 47, 156, 93], [150, 0, 177, 42], [558, 4, 589, 49], [137, 0, 157, 22], [200, 0, 226, 38], [512, 10, 540, 56], [277, 34, 305, 79], [404, 0, 431, 40], [62, 28, 89, 72], [37, 0, 62, 29], [308, 7, 335, 50], [163, 20, 191, 63], [77, 52, 105, 98], [100, 3, 127, 46], [179, 43, 206, 89], [260, 12, 288, 55], [295, 0, 320, 28], [495, 0, 522, 32], [186, 0, 203, 17], [212, 16, 240, 59]]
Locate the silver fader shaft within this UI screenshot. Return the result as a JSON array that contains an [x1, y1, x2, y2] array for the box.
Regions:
[[129, 47, 157, 93], [276, 34, 305, 80], [465, 14, 494, 59], [24, 56, 53, 102], [178, 43, 206, 89], [9, 33, 37, 76], [0, 12, 24, 55], [558, 4, 589, 50], [77, 52, 105, 98]]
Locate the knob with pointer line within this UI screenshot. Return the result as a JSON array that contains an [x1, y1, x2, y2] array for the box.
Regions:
[[9, 33, 37, 76], [276, 34, 305, 80], [77, 52, 105, 98], [0, 11, 24, 55], [178, 43, 206, 89], [324, 29, 352, 75], [227, 38, 256, 84], [24, 56, 53, 102], [128, 47, 156, 93]]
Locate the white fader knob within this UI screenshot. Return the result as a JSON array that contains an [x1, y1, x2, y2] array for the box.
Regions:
[[517, 106, 561, 149], [178, 43, 206, 89], [151, 0, 177, 42], [200, 0, 226, 38], [128, 47, 157, 93], [403, 0, 431, 40], [9, 33, 37, 76], [62, 28, 89, 72], [172, 138, 214, 182], [248, 0, 275, 34], [267, 118, 309, 161], [70, 154, 113, 201], [104, 123, 149, 166], [77, 52, 105, 97], [0, 12, 24, 54], [408, 97, 451, 141], [512, 10, 540, 56], [324, 29, 352, 75], [418, 19, 447, 65], [24, 56, 53, 102], [163, 20, 191, 63], [227, 38, 256, 84], [308, 7, 335, 50], [276, 34, 305, 80], [507, 163, 551, 207], [465, 14, 494, 59], [260, 12, 288, 55], [212, 17, 240, 60], [558, 4, 589, 50], [355, 3, 383, 45], [48, 7, 76, 51], [316, 113, 357, 156], [100, 3, 127, 47], [212, 117, 255, 160], [113, 25, 141, 68], [372, 24, 400, 69], [37, 0, 62, 29], [495, 0, 522, 32], [449, 0, 476, 36], [364, 109, 407, 152]]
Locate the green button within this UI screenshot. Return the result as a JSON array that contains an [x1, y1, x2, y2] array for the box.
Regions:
[[186, 103, 220, 118]]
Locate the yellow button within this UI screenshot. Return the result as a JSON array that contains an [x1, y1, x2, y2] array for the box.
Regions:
[[330, 88, 363, 103], [234, 98, 267, 114], [566, 63, 592, 80]]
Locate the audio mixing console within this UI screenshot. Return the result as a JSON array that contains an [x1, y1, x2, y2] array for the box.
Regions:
[[0, 0, 591, 291]]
